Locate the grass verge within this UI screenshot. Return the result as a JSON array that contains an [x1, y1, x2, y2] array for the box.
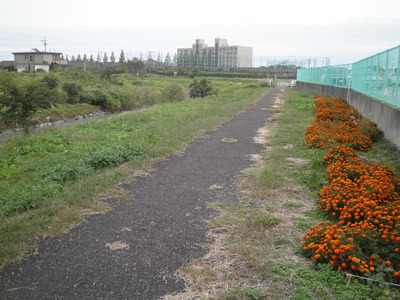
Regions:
[[0, 77, 268, 267], [164, 88, 400, 299]]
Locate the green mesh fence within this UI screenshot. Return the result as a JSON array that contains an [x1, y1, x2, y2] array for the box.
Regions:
[[297, 45, 400, 108], [297, 64, 352, 88]]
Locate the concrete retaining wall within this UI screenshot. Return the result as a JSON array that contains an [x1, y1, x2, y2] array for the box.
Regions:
[[297, 81, 400, 149]]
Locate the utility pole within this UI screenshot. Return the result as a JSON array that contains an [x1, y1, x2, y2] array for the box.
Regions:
[[41, 37, 48, 52]]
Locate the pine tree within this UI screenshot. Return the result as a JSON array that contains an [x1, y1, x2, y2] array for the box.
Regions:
[[103, 52, 108, 63], [77, 54, 82, 61], [172, 53, 177, 66], [97, 52, 101, 62], [119, 50, 125, 63], [110, 52, 116, 63], [164, 52, 171, 67], [89, 54, 94, 62]]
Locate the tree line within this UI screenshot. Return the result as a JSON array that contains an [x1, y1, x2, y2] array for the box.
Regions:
[[66, 50, 177, 67]]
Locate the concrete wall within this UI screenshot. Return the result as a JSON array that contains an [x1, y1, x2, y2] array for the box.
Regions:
[[297, 81, 400, 149]]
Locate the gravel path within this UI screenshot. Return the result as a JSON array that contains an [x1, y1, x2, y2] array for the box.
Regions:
[[0, 86, 283, 300]]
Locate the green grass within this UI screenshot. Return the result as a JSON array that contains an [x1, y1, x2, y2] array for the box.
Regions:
[[0, 76, 269, 266]]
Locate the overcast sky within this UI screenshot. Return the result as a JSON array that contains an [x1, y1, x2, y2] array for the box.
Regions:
[[1, 0, 399, 66]]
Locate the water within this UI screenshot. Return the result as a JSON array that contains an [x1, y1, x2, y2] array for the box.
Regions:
[[0, 111, 114, 142]]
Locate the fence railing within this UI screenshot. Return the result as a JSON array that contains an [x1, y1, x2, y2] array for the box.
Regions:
[[297, 45, 400, 108]]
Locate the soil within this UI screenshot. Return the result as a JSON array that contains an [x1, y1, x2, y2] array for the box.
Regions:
[[0, 86, 283, 300]]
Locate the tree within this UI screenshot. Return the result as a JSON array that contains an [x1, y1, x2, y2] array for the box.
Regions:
[[89, 54, 94, 62], [103, 52, 108, 63], [119, 50, 125, 63], [96, 52, 101, 63], [4, 65, 17, 72], [0, 74, 59, 132], [126, 58, 145, 76], [172, 53, 177, 66], [164, 52, 172, 68], [83, 54, 87, 61], [77, 54, 82, 61], [110, 52, 116, 63]]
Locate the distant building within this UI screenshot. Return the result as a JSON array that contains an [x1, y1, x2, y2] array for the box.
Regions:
[[12, 50, 66, 72], [177, 38, 253, 68]]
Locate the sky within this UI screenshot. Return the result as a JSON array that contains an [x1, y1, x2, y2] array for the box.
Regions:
[[1, 0, 399, 66]]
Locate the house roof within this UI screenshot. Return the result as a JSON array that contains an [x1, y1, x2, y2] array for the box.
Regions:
[[12, 51, 62, 55]]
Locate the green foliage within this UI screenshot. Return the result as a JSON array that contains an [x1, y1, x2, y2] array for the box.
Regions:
[[86, 142, 145, 170], [0, 73, 59, 132], [41, 75, 59, 89], [62, 82, 82, 103], [162, 83, 186, 102], [188, 68, 202, 78], [100, 66, 125, 80], [3, 65, 17, 72], [189, 78, 213, 98]]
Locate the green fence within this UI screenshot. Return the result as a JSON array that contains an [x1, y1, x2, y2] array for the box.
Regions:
[[297, 45, 400, 108]]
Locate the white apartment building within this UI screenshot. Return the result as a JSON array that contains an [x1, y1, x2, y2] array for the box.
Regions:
[[177, 38, 253, 68]]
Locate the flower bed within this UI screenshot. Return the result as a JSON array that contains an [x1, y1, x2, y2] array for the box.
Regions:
[[302, 96, 400, 284]]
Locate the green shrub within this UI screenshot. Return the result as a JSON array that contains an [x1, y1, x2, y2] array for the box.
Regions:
[[0, 73, 59, 132], [62, 82, 82, 103], [47, 162, 89, 184], [40, 75, 59, 89], [134, 86, 160, 106], [86, 143, 145, 170], [162, 83, 186, 102], [189, 79, 213, 98]]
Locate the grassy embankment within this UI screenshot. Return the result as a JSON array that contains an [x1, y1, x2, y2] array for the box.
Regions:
[[167, 88, 400, 299], [0, 76, 269, 267]]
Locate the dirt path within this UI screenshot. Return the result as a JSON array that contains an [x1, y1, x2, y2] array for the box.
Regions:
[[0, 86, 282, 300]]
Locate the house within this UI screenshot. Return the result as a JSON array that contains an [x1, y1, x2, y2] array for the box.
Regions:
[[12, 49, 64, 72]]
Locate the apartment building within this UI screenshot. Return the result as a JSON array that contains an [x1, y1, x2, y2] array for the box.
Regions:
[[177, 38, 253, 68]]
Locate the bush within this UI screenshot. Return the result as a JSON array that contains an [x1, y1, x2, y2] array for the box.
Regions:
[[189, 79, 213, 98], [41, 75, 59, 89], [62, 82, 82, 103], [162, 83, 186, 102], [134, 86, 160, 106], [0, 73, 59, 132]]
